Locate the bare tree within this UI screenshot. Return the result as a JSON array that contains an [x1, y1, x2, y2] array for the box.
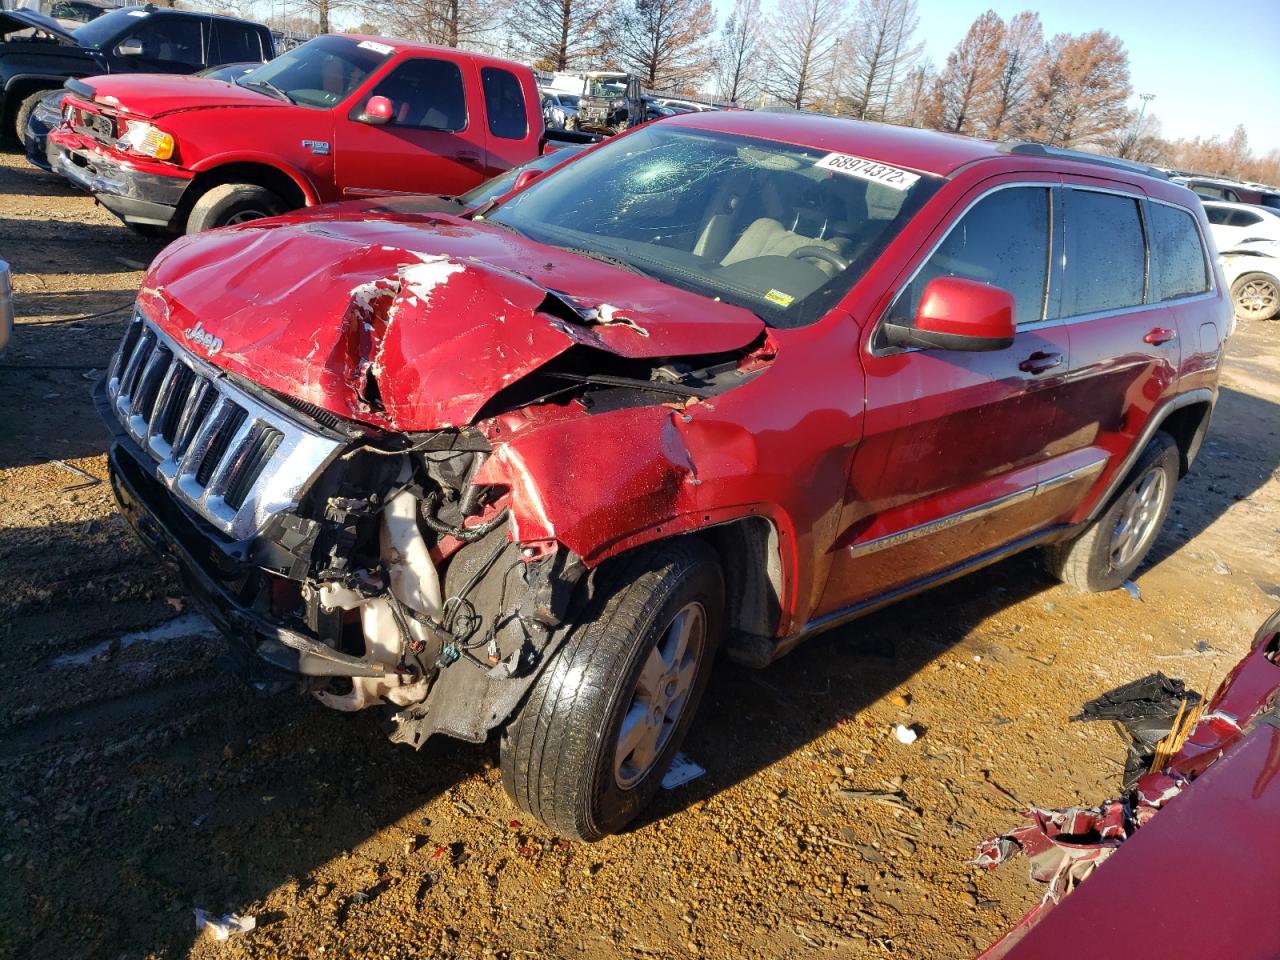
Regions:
[[1103, 109, 1164, 163], [842, 0, 921, 121], [368, 0, 507, 48], [765, 0, 846, 110], [891, 61, 935, 127], [508, 0, 610, 71], [618, 0, 716, 89], [1023, 30, 1132, 147], [716, 0, 763, 104], [983, 10, 1042, 137], [929, 10, 1005, 135]]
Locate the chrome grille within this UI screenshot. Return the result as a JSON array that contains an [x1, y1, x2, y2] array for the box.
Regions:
[[107, 312, 344, 540]]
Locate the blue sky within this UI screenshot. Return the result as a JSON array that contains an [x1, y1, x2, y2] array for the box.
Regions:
[[716, 0, 1280, 152]]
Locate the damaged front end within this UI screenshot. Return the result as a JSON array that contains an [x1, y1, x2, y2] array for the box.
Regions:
[[99, 230, 777, 749], [98, 307, 598, 748]]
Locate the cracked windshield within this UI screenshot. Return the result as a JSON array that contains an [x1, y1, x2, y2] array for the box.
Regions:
[[488, 125, 938, 327]]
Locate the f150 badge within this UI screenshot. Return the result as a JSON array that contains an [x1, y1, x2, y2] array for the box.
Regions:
[[302, 139, 331, 155], [183, 320, 223, 357]]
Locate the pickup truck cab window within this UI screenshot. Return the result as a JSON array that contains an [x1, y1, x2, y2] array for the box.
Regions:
[[211, 20, 264, 64], [889, 185, 1051, 328], [238, 35, 388, 108], [481, 66, 527, 140], [1059, 189, 1146, 316], [368, 58, 467, 131], [488, 124, 940, 328], [113, 16, 204, 70]]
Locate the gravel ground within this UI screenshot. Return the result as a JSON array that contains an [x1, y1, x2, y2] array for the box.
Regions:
[[2, 148, 1278, 960]]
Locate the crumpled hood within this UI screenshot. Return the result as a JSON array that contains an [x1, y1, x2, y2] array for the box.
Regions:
[[139, 209, 767, 431], [73, 74, 287, 119]]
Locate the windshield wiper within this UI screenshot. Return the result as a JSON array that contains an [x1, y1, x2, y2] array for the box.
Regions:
[[544, 371, 712, 399], [564, 247, 650, 277], [242, 78, 295, 104]]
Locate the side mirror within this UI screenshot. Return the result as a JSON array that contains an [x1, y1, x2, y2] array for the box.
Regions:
[[512, 168, 543, 192], [115, 38, 144, 57], [358, 95, 394, 125], [882, 276, 1016, 351]]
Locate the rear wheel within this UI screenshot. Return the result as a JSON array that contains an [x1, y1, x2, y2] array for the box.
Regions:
[[500, 538, 723, 841], [186, 183, 286, 233], [1044, 432, 1180, 592], [1231, 272, 1280, 321]]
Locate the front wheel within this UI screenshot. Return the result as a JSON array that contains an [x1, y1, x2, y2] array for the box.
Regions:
[[14, 89, 50, 146], [500, 538, 724, 841], [1231, 271, 1280, 321], [186, 183, 286, 233], [1044, 432, 1180, 592]]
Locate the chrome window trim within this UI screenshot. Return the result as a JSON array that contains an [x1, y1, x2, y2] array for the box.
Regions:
[[1144, 194, 1217, 300]]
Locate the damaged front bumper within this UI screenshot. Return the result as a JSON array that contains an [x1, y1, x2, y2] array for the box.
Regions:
[[49, 130, 191, 228]]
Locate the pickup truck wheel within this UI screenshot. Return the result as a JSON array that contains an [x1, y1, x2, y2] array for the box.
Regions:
[[1231, 272, 1280, 321], [1044, 432, 1179, 592], [500, 538, 724, 841], [186, 183, 285, 233], [14, 90, 48, 146]]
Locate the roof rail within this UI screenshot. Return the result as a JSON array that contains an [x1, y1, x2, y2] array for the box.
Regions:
[[1000, 142, 1169, 181]]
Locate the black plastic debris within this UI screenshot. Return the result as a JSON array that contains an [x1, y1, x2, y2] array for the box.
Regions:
[[1072, 673, 1201, 790]]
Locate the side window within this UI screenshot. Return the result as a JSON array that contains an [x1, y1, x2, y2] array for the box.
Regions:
[[893, 186, 1050, 326], [368, 59, 467, 132], [211, 23, 263, 65], [1147, 202, 1209, 301], [1059, 189, 1145, 317], [1228, 209, 1263, 227], [481, 67, 528, 140], [122, 17, 204, 65], [1203, 206, 1231, 226]]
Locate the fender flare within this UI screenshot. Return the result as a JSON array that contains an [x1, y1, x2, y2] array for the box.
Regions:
[[186, 152, 321, 205]]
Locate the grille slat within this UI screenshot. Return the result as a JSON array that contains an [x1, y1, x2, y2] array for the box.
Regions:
[[106, 316, 343, 540]]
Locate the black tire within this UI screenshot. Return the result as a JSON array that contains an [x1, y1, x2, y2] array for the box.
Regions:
[[1044, 432, 1180, 592], [500, 538, 724, 841], [14, 90, 50, 147], [1231, 271, 1280, 322], [185, 183, 286, 234]]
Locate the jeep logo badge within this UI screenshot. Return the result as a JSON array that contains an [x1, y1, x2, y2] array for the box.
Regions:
[[183, 320, 223, 357]]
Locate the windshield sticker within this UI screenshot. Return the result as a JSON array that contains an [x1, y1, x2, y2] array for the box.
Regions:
[[814, 153, 920, 191], [764, 289, 794, 307], [358, 40, 394, 55], [126, 8, 148, 14]]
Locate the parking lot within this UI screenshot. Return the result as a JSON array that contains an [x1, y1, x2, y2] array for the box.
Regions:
[[2, 145, 1279, 960]]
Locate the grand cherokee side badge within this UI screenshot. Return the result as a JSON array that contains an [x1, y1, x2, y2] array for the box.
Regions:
[[302, 139, 331, 155]]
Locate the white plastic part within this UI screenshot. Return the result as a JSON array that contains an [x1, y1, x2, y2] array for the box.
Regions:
[[314, 490, 443, 712]]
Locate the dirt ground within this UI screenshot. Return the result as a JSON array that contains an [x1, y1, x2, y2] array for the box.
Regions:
[[1, 147, 1278, 960]]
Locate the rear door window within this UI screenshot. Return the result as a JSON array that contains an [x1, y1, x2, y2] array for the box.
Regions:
[[1059, 189, 1145, 316], [893, 186, 1051, 326], [481, 66, 528, 140], [1147, 202, 1209, 301], [211, 22, 263, 64], [369, 58, 467, 131]]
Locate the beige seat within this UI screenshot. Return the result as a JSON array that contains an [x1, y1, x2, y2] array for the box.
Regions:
[[719, 218, 845, 275]]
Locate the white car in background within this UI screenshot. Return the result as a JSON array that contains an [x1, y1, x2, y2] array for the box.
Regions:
[[1201, 200, 1280, 250], [1220, 239, 1280, 322]]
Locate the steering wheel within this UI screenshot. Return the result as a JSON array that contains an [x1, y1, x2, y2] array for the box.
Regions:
[[788, 245, 848, 271]]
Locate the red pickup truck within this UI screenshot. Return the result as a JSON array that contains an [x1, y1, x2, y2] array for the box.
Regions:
[[97, 113, 1229, 839], [48, 35, 545, 234]]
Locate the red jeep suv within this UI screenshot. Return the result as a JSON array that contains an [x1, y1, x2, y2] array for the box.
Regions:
[[97, 112, 1229, 839]]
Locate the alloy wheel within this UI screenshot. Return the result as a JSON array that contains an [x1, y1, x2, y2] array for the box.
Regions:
[[1108, 467, 1168, 570]]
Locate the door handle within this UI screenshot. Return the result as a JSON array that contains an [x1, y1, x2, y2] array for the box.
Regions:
[[1143, 326, 1178, 345], [457, 151, 483, 165], [1018, 351, 1064, 374]]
